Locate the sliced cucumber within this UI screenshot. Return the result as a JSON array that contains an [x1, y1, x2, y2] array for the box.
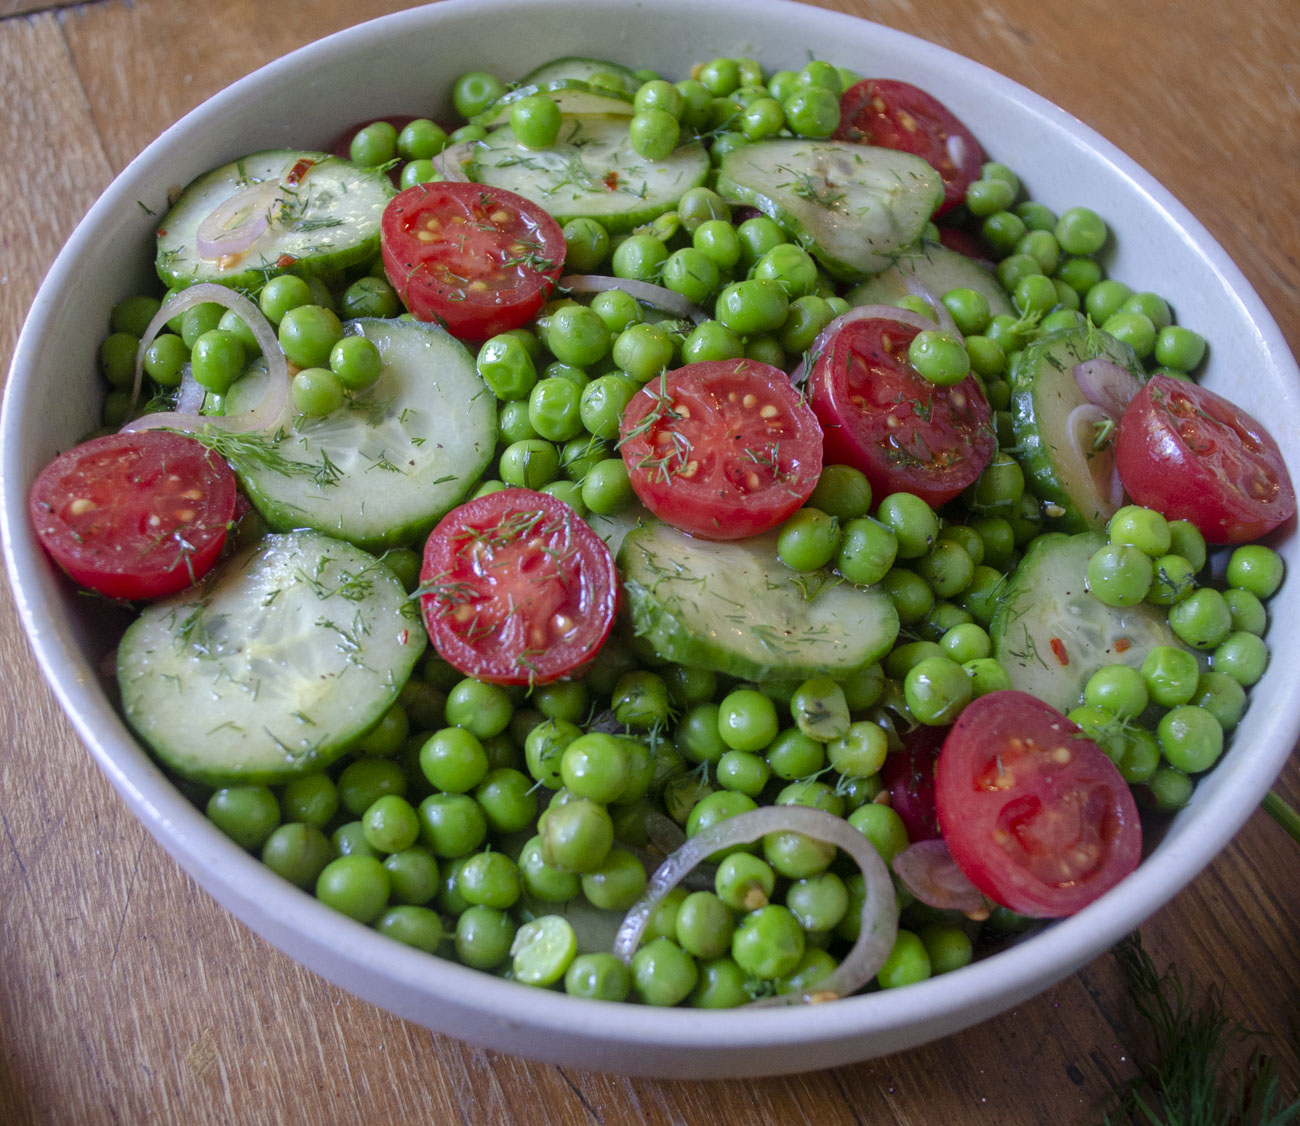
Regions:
[[472, 79, 634, 129], [118, 529, 426, 786], [215, 317, 494, 551], [991, 531, 1195, 714], [845, 239, 1013, 317], [715, 139, 944, 281], [155, 150, 393, 292], [1010, 325, 1145, 533], [467, 115, 709, 231], [618, 521, 899, 682], [519, 55, 641, 95]]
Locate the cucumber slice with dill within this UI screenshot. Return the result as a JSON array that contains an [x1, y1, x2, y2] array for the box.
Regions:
[[472, 79, 634, 129], [155, 150, 393, 292], [118, 529, 426, 786], [212, 317, 494, 551], [845, 238, 1013, 316], [1010, 325, 1145, 533], [715, 139, 944, 281], [519, 55, 641, 95], [618, 520, 899, 682], [467, 115, 709, 231], [990, 530, 1195, 714]]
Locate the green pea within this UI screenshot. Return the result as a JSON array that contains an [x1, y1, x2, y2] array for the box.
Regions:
[[1222, 587, 1267, 636], [190, 329, 246, 393], [847, 802, 909, 864], [612, 233, 669, 282], [278, 303, 343, 369], [904, 656, 972, 726], [918, 923, 973, 976], [1169, 588, 1233, 650], [1167, 520, 1208, 573], [876, 492, 938, 559], [1153, 325, 1207, 372], [1083, 664, 1149, 719], [692, 219, 742, 272], [965, 178, 1016, 217], [877, 929, 932, 989], [907, 329, 971, 386], [418, 792, 487, 858], [1225, 544, 1284, 599], [1084, 279, 1133, 324], [349, 120, 397, 167], [1140, 645, 1201, 707], [1053, 206, 1107, 256], [261, 822, 333, 890], [629, 108, 681, 160], [207, 785, 280, 850], [782, 86, 840, 138], [1087, 543, 1153, 607], [1212, 631, 1269, 687], [540, 797, 614, 873], [498, 438, 560, 489], [681, 319, 745, 364], [454, 905, 515, 969], [731, 904, 805, 980], [452, 70, 505, 119], [383, 846, 441, 906], [1101, 310, 1156, 359], [789, 676, 851, 743], [565, 952, 632, 1002], [316, 854, 390, 924], [1157, 704, 1224, 774], [630, 936, 698, 1005], [477, 333, 537, 400], [1147, 554, 1197, 607], [1192, 671, 1248, 731]]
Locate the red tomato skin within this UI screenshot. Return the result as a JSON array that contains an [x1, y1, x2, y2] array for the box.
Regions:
[[619, 359, 823, 540], [380, 182, 564, 341], [834, 79, 984, 216], [807, 318, 995, 509], [935, 690, 1142, 918], [880, 724, 946, 842], [419, 488, 618, 686], [1114, 375, 1296, 544], [27, 430, 237, 601]]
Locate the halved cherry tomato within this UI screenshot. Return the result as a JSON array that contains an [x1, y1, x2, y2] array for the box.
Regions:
[[419, 488, 618, 686], [1114, 374, 1296, 544], [618, 359, 823, 540], [935, 690, 1142, 918], [834, 79, 983, 216], [28, 430, 238, 601], [806, 317, 995, 508], [880, 724, 946, 842], [381, 182, 564, 341]]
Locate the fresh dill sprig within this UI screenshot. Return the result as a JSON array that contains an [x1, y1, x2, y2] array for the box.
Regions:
[[1104, 932, 1300, 1126]]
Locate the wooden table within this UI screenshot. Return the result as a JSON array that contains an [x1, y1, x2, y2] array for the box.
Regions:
[[1, 1, 1296, 1121]]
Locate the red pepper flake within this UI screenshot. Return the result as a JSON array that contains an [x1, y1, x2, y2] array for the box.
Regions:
[[285, 157, 315, 187], [398, 629, 409, 645], [275, 254, 298, 269], [603, 170, 620, 191], [1049, 636, 1069, 666], [1114, 637, 1132, 653]]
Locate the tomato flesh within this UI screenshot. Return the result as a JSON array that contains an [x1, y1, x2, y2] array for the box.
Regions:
[[419, 488, 618, 685], [381, 182, 564, 341], [619, 359, 823, 540], [935, 690, 1142, 918], [1115, 374, 1296, 544], [834, 79, 984, 215], [28, 430, 238, 601], [807, 317, 995, 509]]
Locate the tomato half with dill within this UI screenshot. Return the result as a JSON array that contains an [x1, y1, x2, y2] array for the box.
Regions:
[[380, 182, 564, 340], [806, 316, 995, 508], [1114, 374, 1296, 544], [419, 488, 618, 686], [834, 79, 983, 216], [618, 359, 823, 540], [27, 429, 238, 601], [935, 690, 1142, 918]]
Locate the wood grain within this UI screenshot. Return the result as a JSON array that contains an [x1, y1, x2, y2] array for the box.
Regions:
[[1, 2, 1296, 1123]]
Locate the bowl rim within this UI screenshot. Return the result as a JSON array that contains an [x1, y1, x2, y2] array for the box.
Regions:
[[3, 0, 1298, 1075]]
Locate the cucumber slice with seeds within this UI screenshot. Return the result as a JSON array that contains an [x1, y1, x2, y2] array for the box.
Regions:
[[519, 56, 641, 95], [155, 149, 393, 292], [467, 115, 709, 231], [472, 79, 634, 129], [1010, 325, 1145, 533], [845, 238, 1013, 317], [118, 529, 426, 786], [618, 520, 899, 682], [990, 530, 1195, 714], [214, 317, 494, 551], [715, 139, 944, 281]]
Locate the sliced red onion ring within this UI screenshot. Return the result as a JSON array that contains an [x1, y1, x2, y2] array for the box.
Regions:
[[560, 274, 708, 323], [1066, 401, 1126, 509], [194, 177, 280, 260], [1072, 357, 1143, 420], [892, 839, 986, 914], [174, 366, 205, 414], [902, 275, 961, 338], [431, 142, 474, 182], [791, 303, 940, 385], [123, 283, 288, 435], [613, 805, 898, 1006]]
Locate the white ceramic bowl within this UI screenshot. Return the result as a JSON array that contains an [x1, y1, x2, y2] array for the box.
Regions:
[[3, 0, 1298, 1079]]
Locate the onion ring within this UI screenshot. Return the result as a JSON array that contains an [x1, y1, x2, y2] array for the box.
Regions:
[[613, 805, 898, 1006], [194, 178, 280, 260], [123, 282, 288, 435], [1066, 401, 1125, 509], [1072, 357, 1143, 420], [892, 838, 986, 914], [431, 141, 475, 182], [560, 274, 709, 323]]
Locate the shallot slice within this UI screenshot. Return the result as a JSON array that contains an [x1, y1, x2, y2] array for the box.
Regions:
[[1065, 401, 1126, 509], [123, 282, 288, 435], [1072, 356, 1143, 420], [431, 142, 475, 182], [560, 274, 707, 323], [194, 177, 281, 260], [892, 838, 986, 914], [613, 805, 897, 1006]]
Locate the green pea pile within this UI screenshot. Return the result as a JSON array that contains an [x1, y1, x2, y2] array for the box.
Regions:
[[91, 49, 1280, 1008]]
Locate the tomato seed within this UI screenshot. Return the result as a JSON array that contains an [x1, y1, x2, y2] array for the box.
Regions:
[[68, 498, 95, 516]]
